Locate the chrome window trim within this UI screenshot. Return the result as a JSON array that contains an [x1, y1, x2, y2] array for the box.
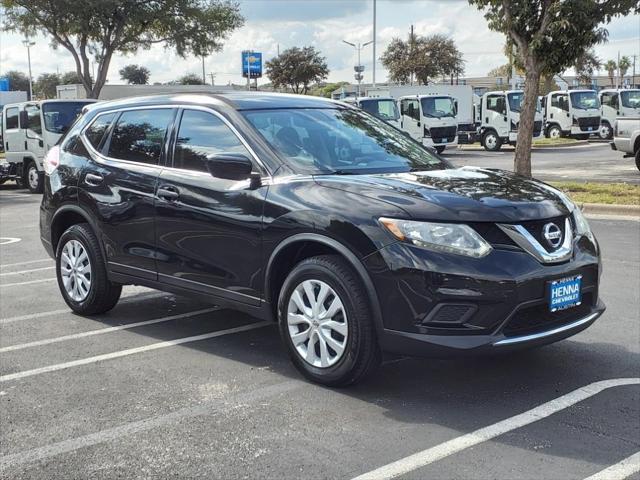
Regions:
[[497, 217, 573, 264], [80, 104, 272, 178]]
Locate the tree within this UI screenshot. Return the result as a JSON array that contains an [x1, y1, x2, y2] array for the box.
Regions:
[[575, 49, 600, 86], [487, 63, 511, 77], [1, 0, 244, 99], [604, 59, 617, 86], [618, 55, 631, 79], [2, 70, 30, 95], [265, 46, 329, 94], [469, 0, 637, 177], [381, 32, 465, 85], [176, 73, 205, 85], [119, 64, 150, 84], [34, 73, 61, 98]]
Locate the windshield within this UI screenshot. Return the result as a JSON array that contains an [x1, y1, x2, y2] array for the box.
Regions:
[[42, 102, 92, 134], [359, 99, 399, 121], [569, 91, 599, 110], [620, 90, 640, 109], [242, 108, 449, 175], [507, 92, 541, 113], [420, 96, 456, 118]]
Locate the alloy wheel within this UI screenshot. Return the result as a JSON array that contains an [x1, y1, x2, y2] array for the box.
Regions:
[[28, 165, 39, 190], [485, 133, 497, 150], [60, 239, 92, 302], [549, 127, 561, 139], [287, 279, 348, 368]]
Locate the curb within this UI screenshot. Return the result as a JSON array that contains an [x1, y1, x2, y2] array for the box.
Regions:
[[457, 140, 589, 152], [579, 203, 640, 217]]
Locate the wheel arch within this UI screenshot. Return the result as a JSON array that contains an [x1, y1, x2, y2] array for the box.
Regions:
[[51, 205, 102, 255], [264, 233, 384, 334]]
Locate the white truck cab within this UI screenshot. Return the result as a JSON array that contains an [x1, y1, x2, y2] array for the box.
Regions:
[[398, 94, 458, 154], [478, 90, 544, 151], [2, 99, 95, 192], [355, 97, 400, 128], [598, 89, 640, 139], [544, 90, 600, 140]]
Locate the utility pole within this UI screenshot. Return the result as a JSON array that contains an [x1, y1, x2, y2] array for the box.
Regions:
[[616, 51, 620, 88], [201, 56, 206, 85], [209, 72, 215, 86], [510, 44, 517, 90], [22, 37, 35, 100], [410, 24, 414, 85], [372, 0, 376, 87], [632, 54, 637, 88]]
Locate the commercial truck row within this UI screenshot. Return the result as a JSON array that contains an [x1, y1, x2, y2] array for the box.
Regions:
[[1, 88, 638, 192]]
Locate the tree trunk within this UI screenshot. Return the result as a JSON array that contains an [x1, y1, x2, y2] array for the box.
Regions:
[[514, 67, 541, 177]]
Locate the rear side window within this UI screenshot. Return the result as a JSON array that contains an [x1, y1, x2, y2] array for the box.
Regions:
[[85, 113, 116, 150], [173, 110, 250, 172], [26, 105, 42, 135], [107, 109, 174, 164], [5, 108, 19, 129]]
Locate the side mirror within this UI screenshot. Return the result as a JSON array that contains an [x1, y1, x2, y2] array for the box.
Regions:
[[206, 153, 253, 181], [19, 111, 28, 129]]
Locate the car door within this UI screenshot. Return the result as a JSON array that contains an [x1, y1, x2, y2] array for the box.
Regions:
[[485, 94, 508, 137], [24, 103, 45, 163], [154, 107, 269, 305], [79, 107, 176, 280], [399, 98, 422, 140], [551, 93, 570, 129], [3, 106, 24, 164]]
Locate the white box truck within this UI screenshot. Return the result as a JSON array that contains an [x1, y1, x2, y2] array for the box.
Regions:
[[352, 97, 401, 128], [398, 94, 458, 153], [598, 88, 640, 139], [1, 99, 95, 192], [477, 90, 544, 151], [543, 90, 600, 140], [367, 84, 475, 143]]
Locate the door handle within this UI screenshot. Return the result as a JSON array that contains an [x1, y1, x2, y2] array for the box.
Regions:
[[157, 185, 179, 201], [84, 173, 104, 186]]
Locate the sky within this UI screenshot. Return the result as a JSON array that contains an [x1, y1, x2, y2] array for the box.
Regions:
[[0, 0, 639, 87]]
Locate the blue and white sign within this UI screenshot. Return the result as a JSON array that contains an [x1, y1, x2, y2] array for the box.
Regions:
[[242, 51, 262, 78], [548, 275, 582, 312], [0, 78, 9, 92]]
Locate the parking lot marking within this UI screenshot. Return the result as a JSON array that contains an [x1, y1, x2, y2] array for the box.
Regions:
[[0, 307, 220, 353], [352, 378, 640, 480], [0, 258, 52, 269], [1, 277, 56, 287], [0, 237, 21, 245], [583, 451, 640, 480], [0, 380, 300, 470], [0, 266, 55, 276], [0, 321, 272, 382]]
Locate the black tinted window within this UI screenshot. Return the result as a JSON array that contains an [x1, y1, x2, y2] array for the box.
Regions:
[[107, 109, 173, 164], [85, 113, 116, 150], [174, 110, 250, 172], [5, 108, 18, 129]]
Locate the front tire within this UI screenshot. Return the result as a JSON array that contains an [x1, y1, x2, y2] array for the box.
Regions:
[[278, 255, 380, 387], [56, 223, 122, 315], [435, 145, 446, 154], [482, 131, 502, 151], [547, 125, 562, 139], [635, 149, 640, 172], [599, 123, 613, 140], [25, 161, 43, 193]]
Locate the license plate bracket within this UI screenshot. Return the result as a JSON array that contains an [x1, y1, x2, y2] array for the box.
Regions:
[[548, 275, 582, 312]]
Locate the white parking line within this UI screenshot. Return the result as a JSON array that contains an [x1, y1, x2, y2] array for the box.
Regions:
[[0, 321, 272, 382], [0, 266, 55, 276], [584, 451, 640, 480], [352, 378, 640, 480], [1, 277, 56, 287], [0, 307, 219, 353], [0, 258, 52, 269], [0, 380, 300, 470]]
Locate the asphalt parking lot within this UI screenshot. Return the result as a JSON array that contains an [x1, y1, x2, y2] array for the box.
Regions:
[[1, 178, 639, 478], [447, 142, 640, 185]]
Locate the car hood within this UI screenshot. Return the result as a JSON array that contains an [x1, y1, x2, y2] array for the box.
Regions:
[[313, 167, 573, 222]]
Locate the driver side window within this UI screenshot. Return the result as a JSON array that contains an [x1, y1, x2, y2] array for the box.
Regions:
[[486, 95, 505, 114], [551, 94, 568, 111], [26, 105, 42, 135], [401, 99, 420, 121]]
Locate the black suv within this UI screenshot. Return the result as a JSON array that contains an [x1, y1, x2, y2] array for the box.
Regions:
[[40, 93, 604, 386]]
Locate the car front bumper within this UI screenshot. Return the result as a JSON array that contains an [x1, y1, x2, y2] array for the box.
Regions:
[[363, 235, 603, 356]]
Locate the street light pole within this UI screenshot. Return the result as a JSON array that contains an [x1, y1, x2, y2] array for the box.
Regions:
[[372, 0, 376, 87], [22, 37, 35, 100], [342, 40, 373, 98]]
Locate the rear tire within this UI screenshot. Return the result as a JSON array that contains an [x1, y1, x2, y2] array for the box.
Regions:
[[278, 254, 381, 387], [635, 149, 640, 172], [25, 160, 43, 193], [56, 223, 122, 315], [482, 131, 502, 151]]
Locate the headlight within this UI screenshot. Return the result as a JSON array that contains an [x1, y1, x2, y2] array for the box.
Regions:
[[573, 207, 594, 241], [379, 218, 492, 258]]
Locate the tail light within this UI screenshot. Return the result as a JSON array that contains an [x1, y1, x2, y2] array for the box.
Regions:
[[43, 145, 60, 175]]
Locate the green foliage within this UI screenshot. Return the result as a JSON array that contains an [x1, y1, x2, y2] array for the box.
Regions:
[[2, 70, 30, 94], [60, 71, 85, 85], [618, 56, 631, 77], [1, 0, 244, 98], [308, 81, 351, 98], [381, 32, 464, 84], [265, 46, 329, 94], [604, 59, 617, 85], [575, 49, 600, 86], [175, 73, 205, 85], [119, 64, 150, 84], [34, 73, 61, 98]]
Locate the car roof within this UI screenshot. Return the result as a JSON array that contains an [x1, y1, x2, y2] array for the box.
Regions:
[[88, 92, 343, 114]]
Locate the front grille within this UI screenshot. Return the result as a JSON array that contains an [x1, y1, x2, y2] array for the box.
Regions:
[[577, 116, 600, 130], [470, 223, 519, 249], [503, 293, 593, 337], [533, 120, 543, 136], [429, 126, 457, 142], [519, 215, 569, 253]]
